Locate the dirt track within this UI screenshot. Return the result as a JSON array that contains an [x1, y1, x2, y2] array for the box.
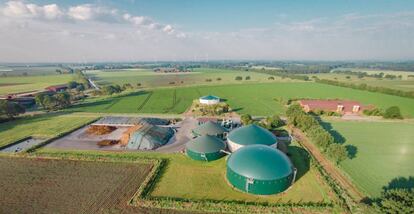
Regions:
[[290, 127, 366, 201]]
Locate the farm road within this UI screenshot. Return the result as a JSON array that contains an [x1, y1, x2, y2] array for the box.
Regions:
[[156, 116, 197, 153], [291, 127, 366, 201]]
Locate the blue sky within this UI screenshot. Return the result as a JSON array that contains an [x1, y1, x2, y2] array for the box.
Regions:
[[0, 0, 413, 62]]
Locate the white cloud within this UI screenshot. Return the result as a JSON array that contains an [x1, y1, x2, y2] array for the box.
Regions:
[[67, 4, 94, 21], [1, 1, 63, 20]]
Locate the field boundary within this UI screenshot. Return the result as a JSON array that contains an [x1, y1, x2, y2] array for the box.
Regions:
[[130, 157, 339, 213], [290, 127, 370, 213], [137, 91, 153, 111]]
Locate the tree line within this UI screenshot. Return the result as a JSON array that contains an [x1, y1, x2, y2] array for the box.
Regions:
[[315, 79, 414, 99], [286, 104, 348, 164]]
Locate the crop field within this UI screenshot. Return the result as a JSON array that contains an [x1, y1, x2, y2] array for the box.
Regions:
[[322, 119, 414, 197], [0, 157, 152, 213], [85, 68, 285, 88], [0, 74, 73, 95], [0, 113, 97, 148], [70, 82, 414, 117], [310, 73, 414, 92], [150, 142, 334, 203], [0, 65, 65, 76]]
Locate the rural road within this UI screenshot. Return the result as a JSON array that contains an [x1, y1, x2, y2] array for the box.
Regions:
[[155, 116, 197, 153]]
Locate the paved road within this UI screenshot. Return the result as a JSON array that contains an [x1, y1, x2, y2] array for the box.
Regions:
[[155, 117, 197, 153]]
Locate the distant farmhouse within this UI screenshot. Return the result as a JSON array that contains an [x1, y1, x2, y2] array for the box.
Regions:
[[298, 99, 371, 114], [45, 84, 68, 92]]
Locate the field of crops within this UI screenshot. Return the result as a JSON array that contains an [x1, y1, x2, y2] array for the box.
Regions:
[[0, 74, 73, 95], [322, 119, 414, 197], [313, 68, 414, 92], [150, 142, 334, 203], [70, 82, 414, 117], [0, 157, 152, 213], [85, 68, 284, 88], [0, 113, 97, 147]]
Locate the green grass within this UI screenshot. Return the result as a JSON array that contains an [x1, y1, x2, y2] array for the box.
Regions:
[[312, 71, 414, 92], [0, 113, 97, 147], [85, 68, 285, 88], [70, 82, 414, 117], [0, 74, 74, 95], [150, 143, 333, 203], [322, 119, 414, 197]]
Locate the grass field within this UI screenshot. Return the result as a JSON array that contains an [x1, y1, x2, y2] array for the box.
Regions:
[[0, 113, 97, 147], [0, 156, 152, 213], [150, 142, 334, 203], [322, 119, 414, 197], [69, 82, 414, 117], [310, 73, 414, 92], [0, 74, 74, 95], [85, 68, 286, 88]]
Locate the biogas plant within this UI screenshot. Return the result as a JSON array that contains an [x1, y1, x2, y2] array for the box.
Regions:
[[186, 109, 297, 195]]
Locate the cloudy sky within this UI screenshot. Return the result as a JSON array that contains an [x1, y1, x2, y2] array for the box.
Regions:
[[0, 0, 414, 62]]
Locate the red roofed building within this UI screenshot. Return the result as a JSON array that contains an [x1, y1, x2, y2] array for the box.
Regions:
[[298, 99, 369, 114], [45, 84, 68, 92]]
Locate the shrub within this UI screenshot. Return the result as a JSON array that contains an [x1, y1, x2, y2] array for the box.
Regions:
[[240, 114, 253, 125], [383, 106, 403, 119], [268, 76, 275, 80], [375, 189, 414, 213], [363, 108, 383, 116], [235, 76, 243, 81], [327, 144, 348, 164], [245, 76, 251, 80]]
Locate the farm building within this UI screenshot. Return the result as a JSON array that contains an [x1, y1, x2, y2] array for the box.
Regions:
[[199, 95, 220, 105], [298, 99, 369, 114], [45, 84, 68, 92], [227, 124, 277, 152], [186, 135, 226, 161], [226, 145, 296, 195], [126, 123, 174, 150], [192, 121, 228, 139]]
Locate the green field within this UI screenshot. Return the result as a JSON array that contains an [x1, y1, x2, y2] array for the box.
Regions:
[[0, 74, 74, 95], [150, 142, 333, 203], [322, 119, 414, 197], [0, 113, 97, 147], [310, 73, 414, 92], [70, 82, 414, 117], [85, 68, 286, 88]]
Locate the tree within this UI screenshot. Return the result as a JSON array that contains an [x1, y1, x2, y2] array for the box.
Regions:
[[235, 76, 243, 81], [383, 106, 403, 119], [375, 189, 414, 214], [265, 115, 283, 128], [240, 114, 253, 125], [245, 76, 251, 80], [327, 144, 348, 164], [0, 100, 25, 119], [68, 81, 78, 89], [35, 93, 47, 109], [54, 92, 71, 108]]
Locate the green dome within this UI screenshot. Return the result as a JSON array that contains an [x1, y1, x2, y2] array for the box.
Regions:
[[193, 121, 228, 136], [227, 124, 277, 146], [200, 95, 219, 100], [227, 145, 293, 180], [186, 135, 226, 153]]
